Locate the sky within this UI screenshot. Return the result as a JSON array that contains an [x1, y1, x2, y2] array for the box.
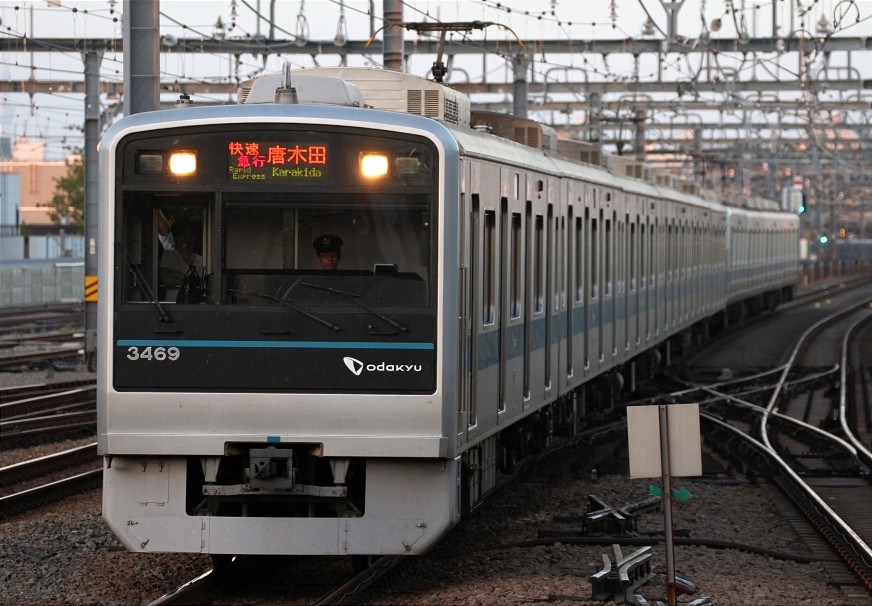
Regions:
[[2, 0, 871, 160]]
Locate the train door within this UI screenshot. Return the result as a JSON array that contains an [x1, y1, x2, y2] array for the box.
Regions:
[[525, 184, 548, 407], [457, 160, 472, 450], [655, 215, 665, 338], [468, 160, 503, 444], [614, 193, 627, 365], [683, 216, 692, 325], [639, 204, 649, 347], [701, 215, 709, 314], [524, 201, 533, 407], [692, 217, 701, 321], [714, 215, 724, 310], [546, 200, 555, 395], [645, 206, 654, 342], [666, 215, 675, 332], [586, 187, 601, 374], [626, 199, 640, 356], [602, 191, 615, 366], [696, 216, 704, 318], [678, 215, 685, 328], [546, 175, 561, 400], [674, 215, 680, 327], [565, 180, 584, 392], [499, 167, 526, 422]]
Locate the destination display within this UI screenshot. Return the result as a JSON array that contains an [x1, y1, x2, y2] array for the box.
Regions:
[[228, 140, 328, 181]]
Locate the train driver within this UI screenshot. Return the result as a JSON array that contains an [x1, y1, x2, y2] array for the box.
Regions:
[[160, 217, 204, 301], [313, 234, 343, 270]]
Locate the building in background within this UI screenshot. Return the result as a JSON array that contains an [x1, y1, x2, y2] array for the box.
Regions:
[[1, 137, 84, 263], [1, 138, 77, 234]]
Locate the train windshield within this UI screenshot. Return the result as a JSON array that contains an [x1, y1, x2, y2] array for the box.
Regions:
[[112, 123, 439, 393], [223, 194, 431, 308]]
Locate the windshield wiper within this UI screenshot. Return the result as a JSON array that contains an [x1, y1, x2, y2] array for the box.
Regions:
[[251, 291, 340, 331], [301, 282, 408, 332], [123, 247, 171, 323]]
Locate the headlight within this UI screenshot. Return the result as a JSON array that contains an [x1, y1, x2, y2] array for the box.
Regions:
[[360, 153, 389, 179], [169, 151, 197, 176]]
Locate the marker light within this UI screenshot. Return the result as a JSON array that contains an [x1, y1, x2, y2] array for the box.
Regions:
[[169, 152, 197, 176], [360, 153, 389, 179], [395, 156, 422, 176], [137, 153, 163, 174]]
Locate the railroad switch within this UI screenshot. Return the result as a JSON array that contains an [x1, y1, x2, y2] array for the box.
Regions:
[[582, 494, 661, 536], [589, 543, 654, 605]]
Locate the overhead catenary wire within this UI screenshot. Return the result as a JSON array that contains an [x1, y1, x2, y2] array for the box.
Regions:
[[1, 0, 869, 162]]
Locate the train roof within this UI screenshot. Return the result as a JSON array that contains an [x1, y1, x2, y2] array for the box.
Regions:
[[448, 122, 728, 214], [111, 66, 790, 219], [240, 66, 472, 128], [247, 67, 774, 216]]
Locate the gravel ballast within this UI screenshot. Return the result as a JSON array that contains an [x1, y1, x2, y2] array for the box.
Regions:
[[1, 369, 866, 605]]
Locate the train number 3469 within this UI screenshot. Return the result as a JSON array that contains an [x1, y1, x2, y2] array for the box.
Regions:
[[126, 346, 181, 361]]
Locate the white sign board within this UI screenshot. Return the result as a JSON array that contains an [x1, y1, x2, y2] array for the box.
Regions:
[[627, 404, 702, 479]]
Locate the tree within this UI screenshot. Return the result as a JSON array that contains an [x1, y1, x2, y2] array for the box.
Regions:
[[48, 154, 85, 230]]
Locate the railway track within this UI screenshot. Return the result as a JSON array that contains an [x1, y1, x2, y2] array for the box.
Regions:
[[0, 304, 86, 371], [670, 293, 872, 598], [0, 385, 97, 448], [0, 342, 85, 371], [145, 423, 622, 605], [4, 277, 869, 605], [0, 303, 84, 334], [0, 443, 101, 519], [147, 554, 403, 606], [0, 378, 96, 403]]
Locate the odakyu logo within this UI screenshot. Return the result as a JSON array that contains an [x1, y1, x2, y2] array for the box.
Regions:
[[343, 357, 364, 375], [343, 357, 422, 376]]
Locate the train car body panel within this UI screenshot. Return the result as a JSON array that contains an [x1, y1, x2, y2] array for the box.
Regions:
[[98, 103, 469, 554], [98, 104, 460, 457], [104, 456, 459, 555]]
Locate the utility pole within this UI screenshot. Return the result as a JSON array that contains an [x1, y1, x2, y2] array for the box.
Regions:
[[383, 0, 404, 72], [123, 0, 160, 115], [82, 45, 102, 371], [513, 49, 528, 118]]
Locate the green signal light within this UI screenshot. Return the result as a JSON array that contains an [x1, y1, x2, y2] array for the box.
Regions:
[[819, 235, 829, 244]]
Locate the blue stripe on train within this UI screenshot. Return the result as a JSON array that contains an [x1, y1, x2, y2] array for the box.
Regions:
[[116, 339, 434, 350]]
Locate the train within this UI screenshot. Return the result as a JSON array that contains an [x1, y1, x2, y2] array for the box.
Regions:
[[97, 66, 799, 559]]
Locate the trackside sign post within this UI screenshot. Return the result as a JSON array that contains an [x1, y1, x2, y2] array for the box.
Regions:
[[627, 403, 702, 606]]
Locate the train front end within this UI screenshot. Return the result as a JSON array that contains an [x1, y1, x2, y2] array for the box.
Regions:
[[97, 104, 461, 556]]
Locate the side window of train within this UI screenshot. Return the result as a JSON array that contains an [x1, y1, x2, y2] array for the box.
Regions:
[[590, 212, 599, 301], [574, 215, 583, 303], [605, 214, 613, 297], [630, 216, 637, 292], [510, 212, 523, 319], [482, 209, 497, 325], [534, 214, 545, 314]]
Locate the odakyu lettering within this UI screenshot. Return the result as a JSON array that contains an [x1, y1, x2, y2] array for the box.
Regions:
[[343, 357, 423, 376]]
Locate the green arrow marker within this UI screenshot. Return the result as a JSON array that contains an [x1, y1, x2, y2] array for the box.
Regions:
[[672, 486, 693, 502]]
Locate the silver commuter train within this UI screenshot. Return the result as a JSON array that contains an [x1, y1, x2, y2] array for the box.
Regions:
[[97, 67, 798, 558]]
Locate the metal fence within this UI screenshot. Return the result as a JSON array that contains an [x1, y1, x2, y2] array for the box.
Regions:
[[0, 258, 85, 307], [0, 234, 85, 261]]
